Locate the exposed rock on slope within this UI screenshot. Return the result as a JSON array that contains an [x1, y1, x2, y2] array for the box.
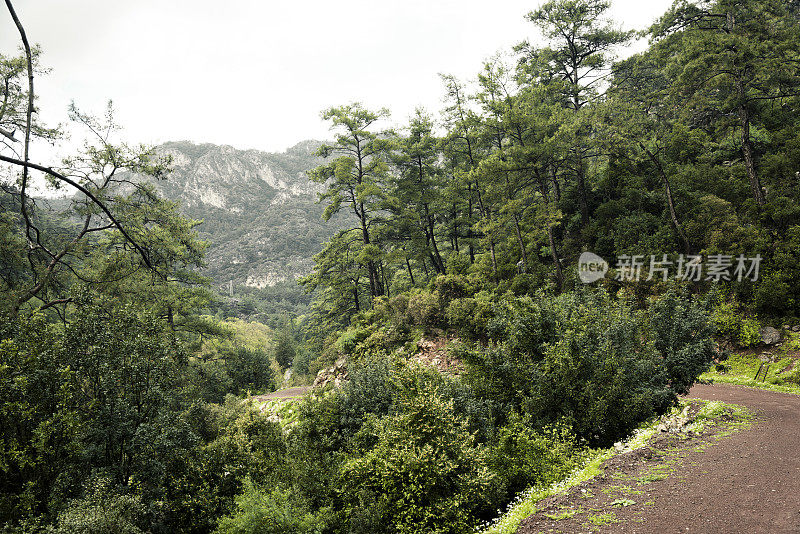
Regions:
[[140, 140, 346, 287]]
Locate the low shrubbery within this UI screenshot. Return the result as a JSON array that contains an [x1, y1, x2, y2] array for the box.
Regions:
[[213, 286, 715, 534], [457, 288, 713, 446], [0, 284, 718, 534], [711, 301, 762, 348]]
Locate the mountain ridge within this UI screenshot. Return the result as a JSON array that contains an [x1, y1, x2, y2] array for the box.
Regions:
[[141, 139, 344, 289]]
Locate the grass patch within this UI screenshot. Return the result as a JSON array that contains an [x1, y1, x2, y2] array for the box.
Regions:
[[702, 351, 800, 395], [602, 485, 642, 497], [586, 511, 617, 525], [638, 472, 668, 484], [544, 508, 580, 521], [685, 400, 751, 434]]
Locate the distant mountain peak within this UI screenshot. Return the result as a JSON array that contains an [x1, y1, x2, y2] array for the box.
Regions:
[[138, 140, 345, 288]]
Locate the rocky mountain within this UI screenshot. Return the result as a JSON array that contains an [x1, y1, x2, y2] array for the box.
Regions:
[[145, 140, 344, 289]]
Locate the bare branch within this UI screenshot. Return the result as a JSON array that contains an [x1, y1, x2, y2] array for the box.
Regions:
[[0, 154, 155, 270]]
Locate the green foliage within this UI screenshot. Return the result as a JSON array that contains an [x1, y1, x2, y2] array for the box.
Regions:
[[0, 306, 212, 531], [50, 478, 146, 534], [161, 401, 288, 533], [530, 290, 674, 445], [214, 479, 325, 534], [5, 0, 800, 532], [711, 302, 762, 348], [406, 289, 443, 327], [488, 415, 582, 498], [458, 289, 711, 446], [273, 333, 296, 369], [648, 290, 716, 395], [339, 374, 499, 534], [738, 319, 762, 348]]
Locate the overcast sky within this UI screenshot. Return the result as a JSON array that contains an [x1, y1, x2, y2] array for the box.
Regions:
[[0, 0, 673, 157]]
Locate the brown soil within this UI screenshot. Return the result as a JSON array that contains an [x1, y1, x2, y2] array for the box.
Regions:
[[415, 336, 465, 375], [517, 384, 800, 533]]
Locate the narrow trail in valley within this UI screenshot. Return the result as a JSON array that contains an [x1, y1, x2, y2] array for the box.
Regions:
[[518, 384, 800, 533], [253, 386, 311, 401]]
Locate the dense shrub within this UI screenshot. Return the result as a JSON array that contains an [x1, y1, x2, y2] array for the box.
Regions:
[[444, 291, 496, 340], [461, 289, 712, 446], [226, 346, 276, 394], [214, 479, 325, 534], [50, 478, 146, 534], [649, 290, 716, 395], [273, 334, 296, 370], [339, 388, 499, 534], [488, 415, 582, 498], [406, 289, 442, 326], [434, 274, 475, 305], [711, 301, 761, 347], [530, 291, 674, 445], [160, 401, 288, 533]]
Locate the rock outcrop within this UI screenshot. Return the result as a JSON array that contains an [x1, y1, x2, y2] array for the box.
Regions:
[[760, 326, 782, 345], [313, 357, 349, 389]]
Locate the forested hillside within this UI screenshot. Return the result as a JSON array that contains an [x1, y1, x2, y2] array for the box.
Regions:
[[144, 140, 346, 290], [1, 0, 799, 533], [299, 0, 800, 341]]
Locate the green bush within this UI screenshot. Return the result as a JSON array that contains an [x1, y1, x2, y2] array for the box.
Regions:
[[162, 402, 288, 532], [227, 346, 275, 394], [488, 414, 582, 498], [530, 291, 674, 445], [445, 291, 496, 340], [434, 274, 474, 305], [51, 478, 146, 534], [461, 290, 696, 446], [334, 357, 396, 443], [214, 479, 325, 534], [334, 325, 372, 354], [339, 382, 499, 534], [406, 289, 443, 326], [711, 301, 761, 348], [649, 290, 716, 395], [738, 318, 762, 347], [274, 333, 296, 369], [292, 348, 313, 378]]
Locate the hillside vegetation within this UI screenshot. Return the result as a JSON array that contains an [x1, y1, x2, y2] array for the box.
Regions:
[[1, 0, 799, 533]]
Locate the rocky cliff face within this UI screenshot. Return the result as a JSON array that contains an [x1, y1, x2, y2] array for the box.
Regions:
[[143, 140, 344, 288]]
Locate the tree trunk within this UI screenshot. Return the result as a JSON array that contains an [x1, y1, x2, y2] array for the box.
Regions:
[[359, 204, 382, 299], [424, 203, 445, 273], [512, 214, 528, 273], [551, 169, 561, 202], [547, 225, 563, 290], [451, 204, 459, 253], [406, 257, 415, 286], [576, 156, 589, 226], [352, 281, 360, 313], [641, 143, 692, 254], [538, 170, 564, 290], [467, 183, 475, 263], [738, 101, 764, 205], [381, 261, 389, 299]]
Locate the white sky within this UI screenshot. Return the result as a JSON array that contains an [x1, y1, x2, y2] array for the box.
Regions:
[[0, 0, 673, 157]]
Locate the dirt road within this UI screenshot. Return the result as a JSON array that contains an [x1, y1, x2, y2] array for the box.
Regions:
[[518, 384, 800, 533], [252, 386, 311, 402]]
